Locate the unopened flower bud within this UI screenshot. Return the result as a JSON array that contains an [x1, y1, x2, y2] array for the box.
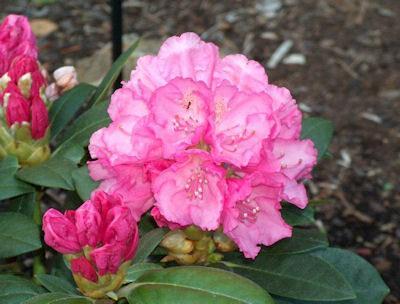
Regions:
[[161, 230, 194, 254], [42, 209, 81, 254], [0, 73, 10, 92], [4, 87, 30, 126], [53, 66, 78, 92], [30, 95, 49, 140], [17, 72, 32, 98], [213, 230, 237, 253], [71, 256, 98, 283], [45, 83, 59, 102], [184, 225, 205, 241]]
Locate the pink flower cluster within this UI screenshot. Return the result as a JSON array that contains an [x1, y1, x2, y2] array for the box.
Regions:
[[0, 15, 48, 139], [43, 191, 139, 282], [89, 33, 317, 258]]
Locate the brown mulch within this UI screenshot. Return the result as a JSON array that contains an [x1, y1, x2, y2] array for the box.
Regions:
[[2, 0, 399, 302]]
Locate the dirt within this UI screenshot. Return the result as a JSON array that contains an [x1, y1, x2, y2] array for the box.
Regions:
[[2, 0, 399, 302]]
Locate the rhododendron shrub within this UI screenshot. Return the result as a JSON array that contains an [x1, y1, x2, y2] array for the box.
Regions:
[[88, 32, 317, 258], [0, 14, 389, 304]]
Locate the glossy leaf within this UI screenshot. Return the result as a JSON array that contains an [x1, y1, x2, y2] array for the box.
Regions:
[[127, 266, 274, 304], [92, 39, 140, 106], [0, 275, 44, 304], [0, 156, 34, 200], [0, 212, 41, 258], [72, 166, 99, 201], [35, 274, 78, 295], [125, 263, 163, 283], [17, 157, 76, 190], [50, 83, 96, 140], [53, 102, 110, 157], [8, 192, 36, 218], [281, 204, 315, 226], [24, 293, 92, 304], [301, 117, 334, 161], [264, 228, 328, 255], [220, 252, 355, 301], [133, 228, 167, 263]]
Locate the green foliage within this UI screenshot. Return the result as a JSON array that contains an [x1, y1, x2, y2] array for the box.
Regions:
[[125, 263, 163, 283], [23, 293, 92, 304], [71, 166, 99, 201], [301, 117, 334, 161], [126, 266, 274, 304], [281, 204, 315, 226], [35, 274, 78, 295], [0, 156, 34, 200], [133, 228, 167, 263], [0, 212, 41, 258], [0, 275, 44, 304]]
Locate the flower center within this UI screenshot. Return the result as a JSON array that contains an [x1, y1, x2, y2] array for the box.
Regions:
[[171, 114, 199, 134], [236, 197, 260, 224], [185, 166, 209, 200]]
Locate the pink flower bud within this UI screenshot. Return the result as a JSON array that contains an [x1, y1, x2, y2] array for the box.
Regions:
[[8, 56, 38, 82], [53, 66, 78, 92], [42, 209, 81, 254], [0, 15, 37, 60], [74, 200, 102, 248], [71, 256, 98, 283], [90, 244, 123, 276], [30, 95, 49, 139], [45, 83, 59, 102], [4, 84, 30, 126]]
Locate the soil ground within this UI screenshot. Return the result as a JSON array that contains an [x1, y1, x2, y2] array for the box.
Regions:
[[2, 0, 399, 302]]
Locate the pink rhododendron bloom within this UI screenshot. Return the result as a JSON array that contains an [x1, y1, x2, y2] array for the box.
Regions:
[[88, 32, 318, 258], [71, 256, 98, 283], [153, 150, 226, 230], [222, 174, 292, 259], [43, 191, 139, 277], [42, 209, 81, 254]]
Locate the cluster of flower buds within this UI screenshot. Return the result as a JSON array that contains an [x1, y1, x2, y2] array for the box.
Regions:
[[0, 14, 50, 166], [42, 191, 139, 298], [160, 226, 236, 265]]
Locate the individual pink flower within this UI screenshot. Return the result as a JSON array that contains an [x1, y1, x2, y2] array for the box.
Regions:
[[71, 256, 98, 283], [4, 85, 30, 126], [74, 200, 102, 248], [149, 77, 211, 158], [88, 162, 153, 221], [90, 244, 123, 276], [42, 209, 81, 254], [207, 84, 276, 167], [0, 15, 37, 64], [222, 174, 292, 259], [153, 150, 227, 230]]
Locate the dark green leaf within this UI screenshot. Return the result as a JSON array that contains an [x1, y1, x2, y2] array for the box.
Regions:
[[0, 275, 44, 304], [281, 204, 315, 226], [56, 144, 85, 164], [301, 117, 334, 161], [53, 102, 110, 157], [126, 266, 274, 304], [138, 213, 157, 235], [50, 83, 96, 140], [263, 228, 328, 255], [92, 39, 140, 106], [17, 157, 76, 190], [220, 252, 355, 301], [0, 212, 41, 258], [71, 166, 99, 201], [125, 263, 163, 283], [311, 248, 390, 304], [24, 293, 92, 304], [8, 192, 36, 218], [35, 274, 78, 295], [0, 156, 34, 200], [133, 228, 167, 263]]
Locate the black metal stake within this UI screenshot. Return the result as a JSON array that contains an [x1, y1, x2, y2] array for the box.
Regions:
[[111, 0, 123, 91]]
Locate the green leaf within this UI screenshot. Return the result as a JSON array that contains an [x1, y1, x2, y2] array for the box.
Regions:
[[312, 248, 390, 304], [0, 156, 35, 200], [35, 274, 78, 295], [133, 228, 167, 263], [126, 266, 274, 304], [281, 204, 315, 226], [53, 102, 110, 157], [17, 157, 76, 190], [92, 39, 140, 106], [50, 83, 96, 140], [23, 293, 92, 304], [8, 192, 36, 218], [56, 144, 85, 164], [263, 228, 328, 255], [301, 117, 334, 161], [125, 263, 163, 283], [220, 252, 356, 301], [0, 275, 44, 304], [0, 212, 41, 258], [71, 166, 99, 201]]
